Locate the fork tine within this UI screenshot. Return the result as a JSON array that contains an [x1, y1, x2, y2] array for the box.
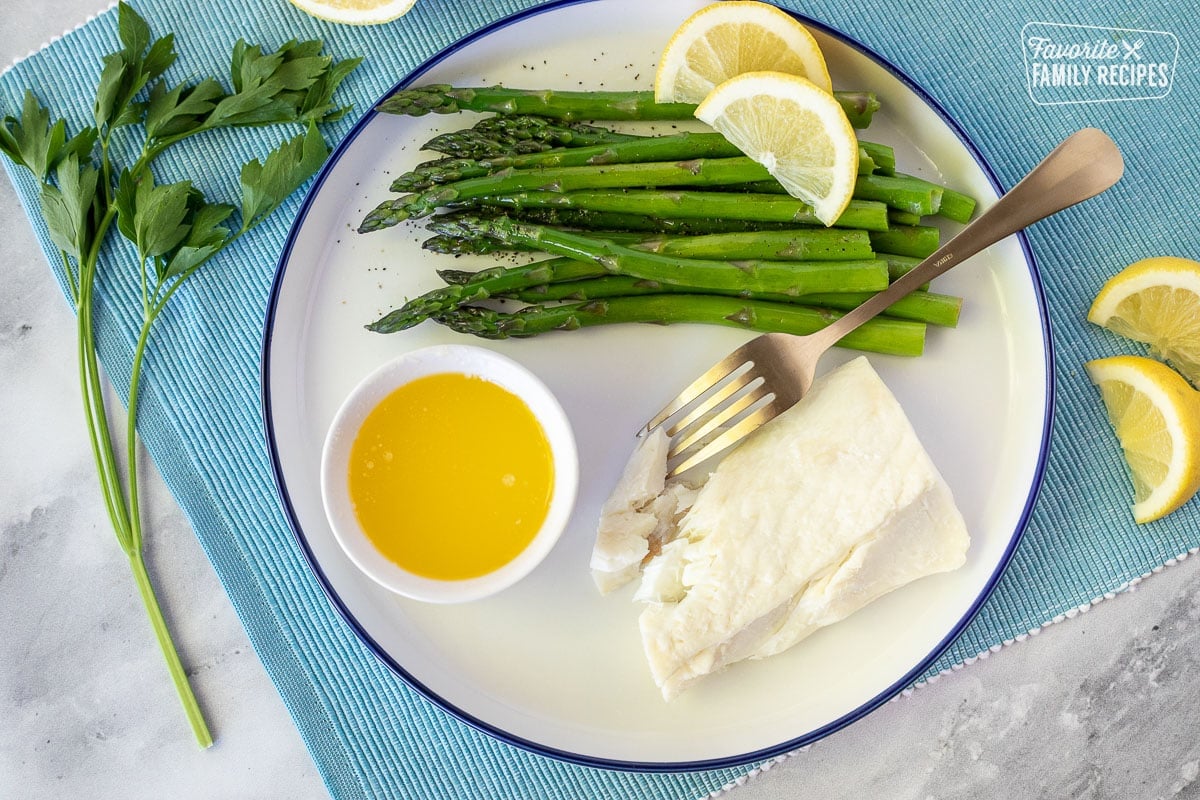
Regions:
[[667, 400, 783, 477], [664, 365, 758, 437], [668, 378, 772, 458], [640, 339, 759, 435]]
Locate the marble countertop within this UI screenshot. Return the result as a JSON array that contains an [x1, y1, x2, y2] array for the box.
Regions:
[[4, 3, 1200, 798]]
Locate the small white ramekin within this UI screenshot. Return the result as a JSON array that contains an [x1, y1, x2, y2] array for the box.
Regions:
[[320, 344, 578, 603]]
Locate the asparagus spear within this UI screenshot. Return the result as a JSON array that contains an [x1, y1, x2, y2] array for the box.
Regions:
[[423, 234, 515, 256], [719, 172, 947, 217], [371, 257, 599, 332], [365, 153, 941, 230], [412, 125, 892, 185], [392, 132, 745, 192], [868, 225, 940, 259], [847, 173, 941, 216], [461, 190, 892, 231], [493, 207, 847, 234], [438, 252, 930, 289], [402, 141, 880, 191], [509, 276, 961, 327], [425, 218, 876, 261], [863, 140, 896, 175], [421, 114, 641, 158], [378, 84, 881, 128], [934, 184, 976, 223], [431, 296, 925, 355], [887, 209, 923, 227], [432, 215, 891, 293], [360, 156, 780, 229], [370, 245, 890, 333], [422, 221, 926, 287]]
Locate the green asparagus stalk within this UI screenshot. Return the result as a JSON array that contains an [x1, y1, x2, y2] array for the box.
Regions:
[[392, 131, 745, 192], [422, 234, 515, 256], [370, 242, 890, 333], [368, 154, 944, 230], [720, 172, 946, 217], [425, 217, 876, 261], [421, 114, 641, 158], [431, 296, 925, 355], [882, 253, 927, 286], [887, 209, 923, 227], [934, 184, 977, 223], [378, 84, 880, 128], [461, 190, 892, 231], [628, 228, 875, 261], [415, 125, 895, 183], [868, 225, 940, 259], [494, 206, 838, 234], [508, 276, 960, 327], [428, 215, 890, 294], [434, 258, 588, 288], [883, 172, 975, 223], [437, 253, 930, 289], [370, 257, 598, 332], [850, 173, 942, 216], [863, 140, 896, 174], [361, 156, 783, 229], [398, 137, 884, 192]]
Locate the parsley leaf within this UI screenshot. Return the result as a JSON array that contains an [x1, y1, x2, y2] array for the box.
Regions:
[[162, 199, 234, 281], [0, 91, 96, 180], [114, 168, 193, 262], [144, 78, 224, 143], [94, 3, 176, 135], [40, 154, 101, 263], [238, 122, 327, 232]]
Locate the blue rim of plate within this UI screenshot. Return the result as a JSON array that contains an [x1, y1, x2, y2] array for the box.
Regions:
[[261, 0, 1054, 774]]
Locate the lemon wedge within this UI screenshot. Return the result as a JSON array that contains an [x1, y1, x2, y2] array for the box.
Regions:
[[694, 71, 857, 226], [1087, 256, 1200, 386], [1085, 354, 1200, 523], [285, 0, 415, 25], [655, 1, 832, 103]]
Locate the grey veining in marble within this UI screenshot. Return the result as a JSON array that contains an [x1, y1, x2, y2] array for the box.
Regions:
[[730, 568, 1200, 800], [5, 4, 1200, 800]]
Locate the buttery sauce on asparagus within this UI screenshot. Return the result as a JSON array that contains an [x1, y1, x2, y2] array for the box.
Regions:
[[347, 372, 554, 580]]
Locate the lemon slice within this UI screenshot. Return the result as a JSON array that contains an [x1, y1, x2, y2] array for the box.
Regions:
[[1088, 256, 1200, 386], [694, 71, 857, 226], [1085, 355, 1200, 523], [655, 1, 832, 103], [285, 0, 415, 25]]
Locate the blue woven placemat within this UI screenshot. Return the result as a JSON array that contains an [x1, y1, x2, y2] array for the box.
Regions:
[[3, 0, 1198, 797]]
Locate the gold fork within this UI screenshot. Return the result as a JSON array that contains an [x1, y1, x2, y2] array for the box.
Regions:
[[642, 127, 1124, 477]]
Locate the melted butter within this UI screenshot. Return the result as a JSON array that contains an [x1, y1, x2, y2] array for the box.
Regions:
[[348, 372, 554, 581]]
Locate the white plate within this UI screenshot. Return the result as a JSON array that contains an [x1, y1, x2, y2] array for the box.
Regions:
[[263, 0, 1051, 771]]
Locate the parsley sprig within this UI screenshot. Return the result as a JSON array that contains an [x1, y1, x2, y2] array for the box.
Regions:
[[0, 1, 360, 746]]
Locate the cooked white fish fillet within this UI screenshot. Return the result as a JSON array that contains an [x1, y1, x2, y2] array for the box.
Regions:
[[631, 356, 970, 700], [589, 427, 670, 594]]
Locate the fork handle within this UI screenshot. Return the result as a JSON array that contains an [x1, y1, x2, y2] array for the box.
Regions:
[[812, 128, 1124, 349]]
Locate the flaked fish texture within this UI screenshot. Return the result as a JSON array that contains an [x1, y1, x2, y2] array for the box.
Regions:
[[596, 356, 970, 700], [590, 426, 699, 594]]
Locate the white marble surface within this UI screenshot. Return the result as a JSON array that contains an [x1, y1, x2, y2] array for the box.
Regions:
[[4, 3, 1200, 799]]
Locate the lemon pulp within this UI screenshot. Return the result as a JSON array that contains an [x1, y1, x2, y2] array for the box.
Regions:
[[1086, 355, 1200, 523], [348, 372, 554, 580]]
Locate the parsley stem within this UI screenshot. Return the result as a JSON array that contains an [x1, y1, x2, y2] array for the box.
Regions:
[[129, 549, 213, 747], [125, 306, 156, 553], [76, 210, 135, 548], [59, 250, 79, 304], [78, 200, 214, 745], [77, 292, 130, 547]]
